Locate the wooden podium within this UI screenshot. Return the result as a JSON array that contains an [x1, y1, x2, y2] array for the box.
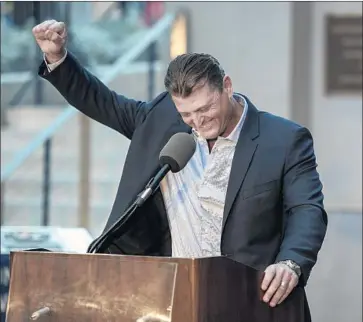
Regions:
[[6, 251, 305, 322]]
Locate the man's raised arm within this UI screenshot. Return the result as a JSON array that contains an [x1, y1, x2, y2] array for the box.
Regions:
[[33, 19, 148, 139]]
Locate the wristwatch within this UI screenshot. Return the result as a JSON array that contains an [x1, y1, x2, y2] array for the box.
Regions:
[[279, 260, 301, 278]]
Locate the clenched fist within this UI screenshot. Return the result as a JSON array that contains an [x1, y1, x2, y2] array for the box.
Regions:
[[32, 19, 67, 63]]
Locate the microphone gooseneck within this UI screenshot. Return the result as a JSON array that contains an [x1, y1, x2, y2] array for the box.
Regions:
[[87, 133, 196, 254]]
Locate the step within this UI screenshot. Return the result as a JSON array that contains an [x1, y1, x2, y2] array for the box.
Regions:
[[3, 203, 111, 237], [3, 199, 113, 219], [4, 176, 120, 186], [3, 196, 114, 209], [2, 118, 129, 154], [2, 147, 129, 179], [1, 106, 65, 131], [1, 106, 66, 164], [3, 167, 124, 184], [3, 179, 119, 202], [2, 112, 130, 175], [1, 103, 139, 234], [1, 63, 167, 108]]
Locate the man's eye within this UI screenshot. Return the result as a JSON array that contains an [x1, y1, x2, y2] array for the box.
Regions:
[[182, 113, 191, 118], [200, 106, 210, 112]]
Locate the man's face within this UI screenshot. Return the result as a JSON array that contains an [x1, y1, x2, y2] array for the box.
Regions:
[[172, 77, 233, 140]]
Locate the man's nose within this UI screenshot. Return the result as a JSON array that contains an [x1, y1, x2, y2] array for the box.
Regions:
[[193, 114, 204, 128]]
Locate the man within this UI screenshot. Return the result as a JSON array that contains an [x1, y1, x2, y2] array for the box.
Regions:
[[32, 20, 327, 319]]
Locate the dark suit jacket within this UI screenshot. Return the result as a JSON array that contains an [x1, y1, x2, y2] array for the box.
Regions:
[[39, 52, 327, 315]]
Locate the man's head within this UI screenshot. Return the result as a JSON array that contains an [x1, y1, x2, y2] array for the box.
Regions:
[[164, 53, 237, 140]]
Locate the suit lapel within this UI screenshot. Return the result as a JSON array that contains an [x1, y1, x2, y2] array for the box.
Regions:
[[222, 99, 260, 231]]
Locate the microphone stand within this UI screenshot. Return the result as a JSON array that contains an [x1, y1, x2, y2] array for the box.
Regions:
[[87, 164, 170, 254]]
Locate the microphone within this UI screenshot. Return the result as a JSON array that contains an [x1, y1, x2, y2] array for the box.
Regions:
[[87, 132, 196, 254], [136, 132, 196, 206]]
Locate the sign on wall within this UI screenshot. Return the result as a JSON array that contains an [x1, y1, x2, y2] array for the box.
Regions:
[[325, 15, 362, 94]]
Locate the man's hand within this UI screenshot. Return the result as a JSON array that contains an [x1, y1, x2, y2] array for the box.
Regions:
[[261, 262, 299, 307], [32, 20, 67, 63]]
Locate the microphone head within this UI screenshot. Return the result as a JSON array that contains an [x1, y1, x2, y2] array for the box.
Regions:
[[159, 133, 196, 172]]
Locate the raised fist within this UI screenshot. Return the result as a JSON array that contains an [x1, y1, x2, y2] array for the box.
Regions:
[[32, 20, 67, 63]]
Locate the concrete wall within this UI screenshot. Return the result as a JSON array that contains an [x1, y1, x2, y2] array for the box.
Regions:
[[165, 2, 292, 119], [310, 2, 362, 213]]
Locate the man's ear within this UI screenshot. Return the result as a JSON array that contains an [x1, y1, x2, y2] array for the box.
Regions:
[[223, 75, 233, 98]]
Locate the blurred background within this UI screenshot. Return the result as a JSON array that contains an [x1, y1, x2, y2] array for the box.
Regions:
[[0, 1, 362, 321]]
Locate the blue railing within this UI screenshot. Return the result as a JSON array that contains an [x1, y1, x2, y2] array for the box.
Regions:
[[0, 13, 175, 227]]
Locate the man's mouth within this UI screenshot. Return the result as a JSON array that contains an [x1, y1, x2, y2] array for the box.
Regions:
[[200, 122, 213, 130]]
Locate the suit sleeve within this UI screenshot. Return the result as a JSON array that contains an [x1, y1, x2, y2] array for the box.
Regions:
[[38, 51, 148, 139], [275, 127, 328, 286]]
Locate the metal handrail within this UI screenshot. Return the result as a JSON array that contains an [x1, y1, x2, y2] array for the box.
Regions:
[[1, 12, 174, 183]]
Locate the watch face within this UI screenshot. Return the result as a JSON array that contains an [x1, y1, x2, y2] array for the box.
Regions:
[[284, 260, 301, 276]]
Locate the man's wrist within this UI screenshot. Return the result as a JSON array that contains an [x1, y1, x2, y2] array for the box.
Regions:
[[44, 49, 67, 64], [44, 49, 68, 73], [278, 260, 301, 277]]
